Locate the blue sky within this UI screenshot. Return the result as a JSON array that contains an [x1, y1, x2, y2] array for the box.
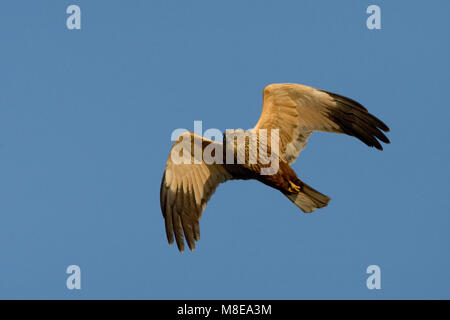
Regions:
[[0, 0, 449, 299]]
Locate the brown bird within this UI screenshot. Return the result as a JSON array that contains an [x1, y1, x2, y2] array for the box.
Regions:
[[160, 83, 390, 251]]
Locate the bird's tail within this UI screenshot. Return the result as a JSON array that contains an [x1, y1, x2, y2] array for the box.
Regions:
[[285, 182, 330, 213]]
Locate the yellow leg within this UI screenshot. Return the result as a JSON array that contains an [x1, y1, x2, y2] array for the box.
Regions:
[[288, 181, 301, 193]]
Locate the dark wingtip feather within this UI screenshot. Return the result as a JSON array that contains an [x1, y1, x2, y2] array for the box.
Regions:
[[193, 222, 200, 242], [322, 90, 368, 111], [323, 90, 391, 151]]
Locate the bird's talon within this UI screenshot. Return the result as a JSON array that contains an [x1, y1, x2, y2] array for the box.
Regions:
[[288, 182, 301, 193]]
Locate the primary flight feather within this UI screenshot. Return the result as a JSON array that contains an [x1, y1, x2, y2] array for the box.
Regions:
[[160, 83, 390, 251]]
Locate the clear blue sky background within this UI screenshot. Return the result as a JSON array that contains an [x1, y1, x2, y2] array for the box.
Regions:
[[0, 0, 449, 299]]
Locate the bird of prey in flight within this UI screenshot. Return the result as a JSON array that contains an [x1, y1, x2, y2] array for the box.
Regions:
[[160, 83, 390, 251]]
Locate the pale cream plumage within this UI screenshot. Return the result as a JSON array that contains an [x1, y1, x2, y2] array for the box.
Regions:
[[160, 133, 233, 251], [254, 84, 389, 164]]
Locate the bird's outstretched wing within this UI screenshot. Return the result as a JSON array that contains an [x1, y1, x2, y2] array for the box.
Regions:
[[160, 132, 232, 252], [254, 83, 390, 164]]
